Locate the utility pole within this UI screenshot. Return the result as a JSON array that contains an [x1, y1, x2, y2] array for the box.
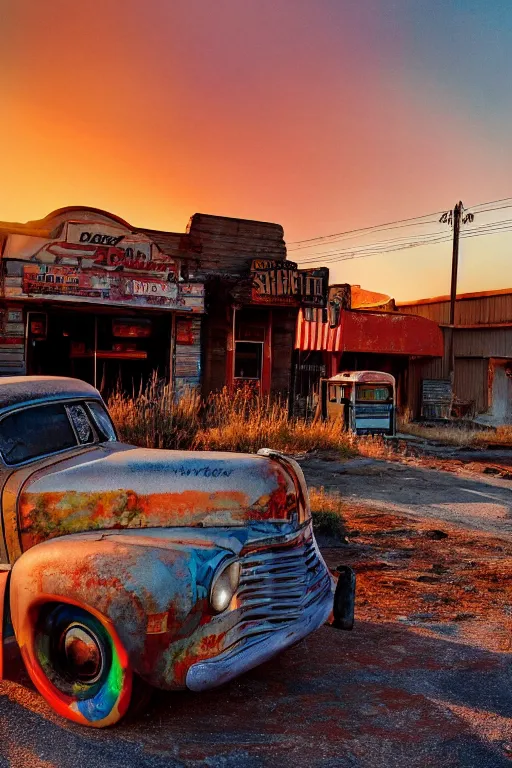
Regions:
[[449, 201, 463, 327], [440, 201, 472, 383], [447, 201, 462, 383]]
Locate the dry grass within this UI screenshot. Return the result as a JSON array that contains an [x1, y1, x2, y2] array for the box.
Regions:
[[196, 388, 354, 455], [399, 421, 512, 448], [109, 380, 355, 456], [309, 486, 347, 540], [108, 377, 512, 456], [356, 434, 396, 459], [108, 375, 201, 450]]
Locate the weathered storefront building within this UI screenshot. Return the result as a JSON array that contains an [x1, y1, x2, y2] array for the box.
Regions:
[[397, 289, 512, 424], [141, 213, 328, 398], [0, 208, 327, 400], [0, 207, 205, 394]]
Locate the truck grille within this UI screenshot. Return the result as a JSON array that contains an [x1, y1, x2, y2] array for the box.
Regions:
[[231, 531, 332, 643]]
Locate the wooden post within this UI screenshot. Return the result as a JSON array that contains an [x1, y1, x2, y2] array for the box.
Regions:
[[445, 201, 462, 383]]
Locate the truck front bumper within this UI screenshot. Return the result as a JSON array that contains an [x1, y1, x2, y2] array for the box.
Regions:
[[186, 593, 333, 692]]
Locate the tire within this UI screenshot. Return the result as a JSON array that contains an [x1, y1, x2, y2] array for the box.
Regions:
[[22, 602, 133, 727]]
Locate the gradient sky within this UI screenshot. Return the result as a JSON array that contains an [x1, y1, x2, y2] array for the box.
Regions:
[[1, 0, 511, 300]]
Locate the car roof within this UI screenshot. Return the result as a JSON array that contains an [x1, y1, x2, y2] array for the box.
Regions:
[[0, 376, 102, 413], [326, 370, 396, 384]]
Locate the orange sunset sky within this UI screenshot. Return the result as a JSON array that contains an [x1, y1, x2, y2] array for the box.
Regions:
[[1, 0, 511, 300]]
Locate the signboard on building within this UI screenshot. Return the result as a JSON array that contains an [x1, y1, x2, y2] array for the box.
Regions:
[[0, 305, 25, 375], [421, 379, 452, 420], [2, 221, 204, 313], [250, 260, 328, 307]]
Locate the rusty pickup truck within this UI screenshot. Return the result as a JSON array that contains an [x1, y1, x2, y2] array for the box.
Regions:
[[0, 376, 354, 727]]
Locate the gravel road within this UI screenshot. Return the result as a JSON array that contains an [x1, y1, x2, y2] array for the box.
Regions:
[[300, 454, 512, 537]]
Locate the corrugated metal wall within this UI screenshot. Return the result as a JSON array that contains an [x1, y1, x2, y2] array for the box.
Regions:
[[398, 290, 512, 325], [400, 292, 511, 418], [453, 358, 489, 413], [454, 327, 512, 358]]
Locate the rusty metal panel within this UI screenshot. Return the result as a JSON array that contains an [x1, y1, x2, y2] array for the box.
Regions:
[[297, 309, 443, 356], [453, 358, 489, 414], [342, 311, 443, 356], [17, 448, 300, 551], [398, 290, 512, 326], [453, 328, 512, 359]]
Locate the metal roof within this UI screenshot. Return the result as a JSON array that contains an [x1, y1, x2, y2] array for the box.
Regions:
[[0, 376, 102, 412]]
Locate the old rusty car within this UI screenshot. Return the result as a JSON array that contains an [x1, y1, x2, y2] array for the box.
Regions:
[[0, 377, 354, 727]]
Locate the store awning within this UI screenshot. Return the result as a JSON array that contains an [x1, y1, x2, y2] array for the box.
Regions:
[[296, 308, 444, 357]]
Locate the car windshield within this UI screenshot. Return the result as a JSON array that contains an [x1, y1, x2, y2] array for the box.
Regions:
[[0, 401, 102, 465], [355, 385, 392, 402]]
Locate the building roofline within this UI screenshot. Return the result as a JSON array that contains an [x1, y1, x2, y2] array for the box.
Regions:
[[0, 206, 135, 237], [188, 212, 284, 229], [0, 208, 285, 239], [397, 287, 512, 306]]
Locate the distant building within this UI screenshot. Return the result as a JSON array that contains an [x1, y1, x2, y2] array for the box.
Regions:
[[294, 283, 443, 419], [397, 289, 512, 425]]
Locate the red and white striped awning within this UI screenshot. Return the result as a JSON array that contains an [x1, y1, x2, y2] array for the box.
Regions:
[[295, 308, 343, 351]]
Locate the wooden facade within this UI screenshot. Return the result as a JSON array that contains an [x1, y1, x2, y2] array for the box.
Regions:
[[140, 213, 328, 398]]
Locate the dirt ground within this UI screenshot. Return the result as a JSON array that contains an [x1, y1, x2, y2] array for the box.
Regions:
[[0, 452, 510, 767]]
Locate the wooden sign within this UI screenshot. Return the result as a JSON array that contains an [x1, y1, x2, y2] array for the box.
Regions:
[[250, 260, 328, 307]]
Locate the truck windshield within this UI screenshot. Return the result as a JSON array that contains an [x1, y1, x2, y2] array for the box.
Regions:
[[0, 402, 98, 465]]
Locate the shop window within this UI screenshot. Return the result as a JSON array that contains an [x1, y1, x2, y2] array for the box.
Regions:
[[234, 341, 263, 381]]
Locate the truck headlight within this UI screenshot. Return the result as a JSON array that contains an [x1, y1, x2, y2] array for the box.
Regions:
[[210, 560, 241, 613]]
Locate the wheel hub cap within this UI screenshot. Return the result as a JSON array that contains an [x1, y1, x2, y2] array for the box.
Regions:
[[62, 624, 104, 683]]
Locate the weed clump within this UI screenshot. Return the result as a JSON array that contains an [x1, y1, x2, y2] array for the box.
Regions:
[[309, 487, 347, 540]]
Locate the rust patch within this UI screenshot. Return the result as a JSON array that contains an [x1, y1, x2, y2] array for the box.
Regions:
[[18, 485, 294, 549]]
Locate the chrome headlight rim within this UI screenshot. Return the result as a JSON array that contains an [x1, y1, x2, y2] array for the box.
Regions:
[[209, 557, 241, 614]]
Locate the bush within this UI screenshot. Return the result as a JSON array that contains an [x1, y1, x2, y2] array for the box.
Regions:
[[309, 487, 347, 540]]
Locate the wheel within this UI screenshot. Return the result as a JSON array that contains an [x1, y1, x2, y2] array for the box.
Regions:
[[22, 603, 133, 727]]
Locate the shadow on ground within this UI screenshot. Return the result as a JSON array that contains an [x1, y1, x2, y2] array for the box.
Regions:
[[1, 621, 510, 767]]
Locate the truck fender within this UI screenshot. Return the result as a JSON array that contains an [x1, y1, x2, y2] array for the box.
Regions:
[[0, 568, 9, 679], [9, 532, 229, 688]]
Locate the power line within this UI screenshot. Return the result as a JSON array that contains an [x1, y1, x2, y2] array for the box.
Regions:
[[297, 234, 453, 265], [467, 196, 512, 211], [288, 217, 442, 252], [464, 202, 512, 216], [288, 194, 512, 252], [292, 227, 450, 260], [293, 217, 512, 265], [295, 219, 510, 264], [287, 210, 444, 248]]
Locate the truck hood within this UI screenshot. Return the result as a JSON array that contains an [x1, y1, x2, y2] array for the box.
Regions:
[[18, 444, 298, 550]]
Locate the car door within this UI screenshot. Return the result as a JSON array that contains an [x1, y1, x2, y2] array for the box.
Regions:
[[0, 461, 13, 679]]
